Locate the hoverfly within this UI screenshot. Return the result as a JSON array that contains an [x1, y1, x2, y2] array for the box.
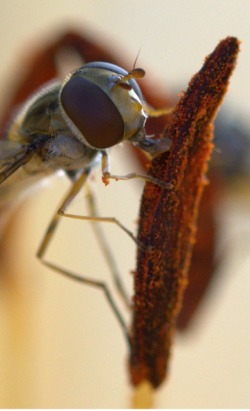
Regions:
[[0, 61, 167, 185], [0, 60, 170, 342]]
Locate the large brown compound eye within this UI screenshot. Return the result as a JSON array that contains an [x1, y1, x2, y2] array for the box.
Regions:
[[61, 76, 124, 149]]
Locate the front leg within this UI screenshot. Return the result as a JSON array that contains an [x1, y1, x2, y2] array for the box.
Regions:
[[101, 149, 173, 189]]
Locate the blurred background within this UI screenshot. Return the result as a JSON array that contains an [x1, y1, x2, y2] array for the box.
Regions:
[[0, 0, 249, 408]]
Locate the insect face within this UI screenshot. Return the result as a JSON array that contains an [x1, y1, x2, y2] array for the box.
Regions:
[[60, 62, 147, 150]]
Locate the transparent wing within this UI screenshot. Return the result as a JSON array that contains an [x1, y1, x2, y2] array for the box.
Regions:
[[0, 140, 25, 160], [0, 138, 47, 184]]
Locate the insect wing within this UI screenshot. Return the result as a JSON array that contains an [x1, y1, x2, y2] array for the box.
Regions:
[[0, 139, 44, 184]]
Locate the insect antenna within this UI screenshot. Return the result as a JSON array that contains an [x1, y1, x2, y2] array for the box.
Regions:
[[112, 67, 145, 91], [133, 48, 141, 70]]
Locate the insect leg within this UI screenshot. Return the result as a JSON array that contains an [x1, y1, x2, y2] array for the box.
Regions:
[[37, 170, 131, 344], [58, 208, 141, 247], [84, 184, 131, 309], [57, 165, 144, 251], [101, 151, 173, 189], [38, 170, 135, 307], [41, 260, 131, 348], [37, 170, 90, 260]]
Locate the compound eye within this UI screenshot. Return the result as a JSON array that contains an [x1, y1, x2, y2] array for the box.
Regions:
[[61, 76, 124, 149], [84, 62, 143, 100]]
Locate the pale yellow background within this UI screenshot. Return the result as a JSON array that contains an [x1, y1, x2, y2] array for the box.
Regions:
[[0, 0, 250, 408]]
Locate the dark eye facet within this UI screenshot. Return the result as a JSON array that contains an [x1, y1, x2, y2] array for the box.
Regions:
[[60, 76, 124, 149]]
